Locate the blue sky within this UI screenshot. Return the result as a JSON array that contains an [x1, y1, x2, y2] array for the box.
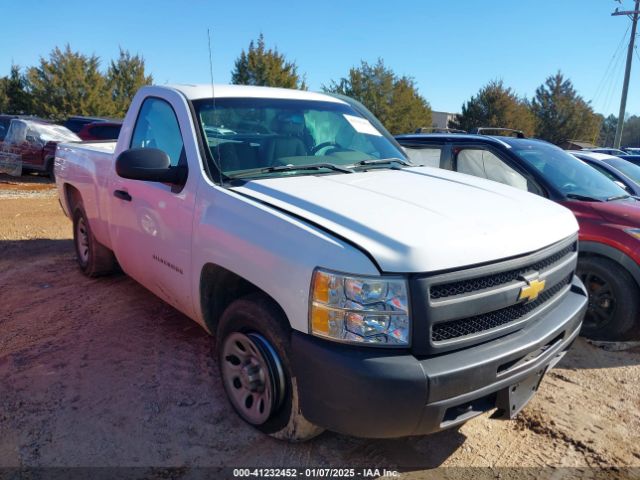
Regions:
[[1, 0, 638, 116]]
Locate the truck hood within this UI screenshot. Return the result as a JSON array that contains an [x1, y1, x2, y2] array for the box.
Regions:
[[231, 167, 579, 273]]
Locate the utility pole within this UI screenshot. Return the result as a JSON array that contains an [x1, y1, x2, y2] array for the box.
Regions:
[[612, 0, 640, 148]]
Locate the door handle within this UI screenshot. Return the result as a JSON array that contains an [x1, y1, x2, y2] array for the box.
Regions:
[[113, 190, 132, 202]]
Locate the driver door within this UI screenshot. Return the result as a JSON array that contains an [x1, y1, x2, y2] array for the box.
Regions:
[[109, 96, 197, 317]]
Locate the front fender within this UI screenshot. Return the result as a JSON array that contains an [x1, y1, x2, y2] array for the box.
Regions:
[[191, 185, 380, 333], [580, 240, 640, 288]]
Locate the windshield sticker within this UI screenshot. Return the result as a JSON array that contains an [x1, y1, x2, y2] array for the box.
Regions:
[[343, 114, 382, 137]]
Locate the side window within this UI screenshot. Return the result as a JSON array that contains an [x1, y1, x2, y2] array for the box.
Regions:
[[589, 163, 616, 181], [589, 163, 631, 193], [403, 147, 442, 168], [131, 98, 184, 166], [26, 127, 44, 147], [456, 148, 528, 191]]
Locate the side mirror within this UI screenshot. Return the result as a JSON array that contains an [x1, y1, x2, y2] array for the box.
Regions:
[[116, 148, 186, 184]]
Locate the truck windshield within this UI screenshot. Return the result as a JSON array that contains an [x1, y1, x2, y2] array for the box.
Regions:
[[193, 97, 406, 179], [512, 142, 629, 202]]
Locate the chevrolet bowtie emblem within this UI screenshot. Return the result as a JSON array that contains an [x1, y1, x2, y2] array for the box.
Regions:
[[519, 278, 546, 303]]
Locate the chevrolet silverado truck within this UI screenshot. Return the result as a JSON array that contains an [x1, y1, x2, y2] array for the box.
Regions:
[[54, 85, 587, 441]]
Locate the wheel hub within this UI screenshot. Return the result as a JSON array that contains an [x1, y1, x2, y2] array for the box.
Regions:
[[221, 332, 284, 425], [240, 361, 265, 392], [580, 271, 616, 329]]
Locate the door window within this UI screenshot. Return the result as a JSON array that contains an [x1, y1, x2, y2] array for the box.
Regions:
[[456, 148, 528, 191], [404, 147, 442, 168], [588, 163, 618, 182], [131, 98, 184, 166]]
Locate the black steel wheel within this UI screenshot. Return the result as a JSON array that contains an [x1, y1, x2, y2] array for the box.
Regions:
[[577, 256, 639, 340], [216, 293, 324, 441]]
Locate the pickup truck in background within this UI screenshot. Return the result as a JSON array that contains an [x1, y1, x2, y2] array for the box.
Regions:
[[55, 85, 587, 441], [0, 118, 79, 178]]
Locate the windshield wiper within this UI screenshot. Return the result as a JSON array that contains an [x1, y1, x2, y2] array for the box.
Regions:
[[566, 193, 603, 202], [606, 194, 631, 202], [229, 162, 354, 179], [352, 157, 413, 168]]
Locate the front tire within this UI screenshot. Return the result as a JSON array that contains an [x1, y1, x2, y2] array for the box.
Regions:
[[72, 206, 117, 277], [577, 256, 639, 340], [216, 293, 323, 442]]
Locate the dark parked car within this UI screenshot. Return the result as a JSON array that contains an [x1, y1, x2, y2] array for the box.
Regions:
[[397, 132, 640, 340], [616, 154, 640, 167], [63, 116, 111, 134], [0, 114, 17, 141], [570, 151, 640, 197], [587, 147, 628, 156], [77, 121, 122, 141]]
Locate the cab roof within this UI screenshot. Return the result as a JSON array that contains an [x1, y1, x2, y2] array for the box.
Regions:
[[163, 84, 347, 104]]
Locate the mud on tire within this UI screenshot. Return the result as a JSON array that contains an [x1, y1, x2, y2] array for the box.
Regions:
[[216, 292, 324, 442], [72, 206, 117, 277]]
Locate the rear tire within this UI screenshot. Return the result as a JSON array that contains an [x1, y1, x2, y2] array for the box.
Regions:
[[577, 256, 639, 340], [72, 206, 117, 277], [216, 293, 324, 442]]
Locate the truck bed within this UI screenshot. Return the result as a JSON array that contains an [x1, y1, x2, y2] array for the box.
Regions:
[[65, 141, 117, 154], [55, 140, 117, 250]]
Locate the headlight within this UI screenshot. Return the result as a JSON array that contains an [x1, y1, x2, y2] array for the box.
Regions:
[[625, 228, 640, 240], [309, 269, 410, 346]]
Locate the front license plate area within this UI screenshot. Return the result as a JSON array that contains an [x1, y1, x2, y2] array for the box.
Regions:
[[497, 368, 546, 419]]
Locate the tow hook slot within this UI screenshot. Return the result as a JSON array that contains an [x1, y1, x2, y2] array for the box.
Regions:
[[441, 393, 497, 427], [494, 368, 546, 419]]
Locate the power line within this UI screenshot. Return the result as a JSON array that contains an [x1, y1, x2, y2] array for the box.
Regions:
[[612, 0, 640, 147], [602, 43, 628, 116], [591, 21, 631, 108]]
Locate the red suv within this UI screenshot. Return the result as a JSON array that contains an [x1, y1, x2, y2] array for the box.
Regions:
[[396, 133, 640, 340]]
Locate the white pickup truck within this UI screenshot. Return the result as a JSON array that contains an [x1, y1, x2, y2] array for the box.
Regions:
[[55, 84, 587, 441]]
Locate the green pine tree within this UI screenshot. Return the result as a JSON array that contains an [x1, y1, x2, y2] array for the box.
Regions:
[[449, 80, 535, 136], [231, 34, 306, 89], [324, 59, 431, 135], [26, 45, 111, 121], [0, 65, 33, 114], [531, 72, 600, 145], [106, 48, 153, 118]]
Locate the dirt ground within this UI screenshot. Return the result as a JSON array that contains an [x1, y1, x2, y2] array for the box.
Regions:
[[1, 174, 640, 479]]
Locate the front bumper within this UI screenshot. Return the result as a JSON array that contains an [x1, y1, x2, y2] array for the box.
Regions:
[[291, 276, 587, 438]]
